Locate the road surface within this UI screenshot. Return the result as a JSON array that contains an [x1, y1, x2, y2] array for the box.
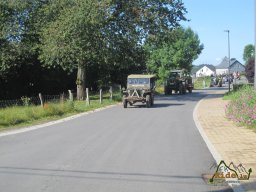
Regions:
[[0, 88, 231, 192]]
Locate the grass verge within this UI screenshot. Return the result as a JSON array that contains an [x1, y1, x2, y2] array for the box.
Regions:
[[0, 92, 121, 131]]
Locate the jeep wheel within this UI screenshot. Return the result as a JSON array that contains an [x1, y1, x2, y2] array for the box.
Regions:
[[122, 96, 127, 108], [146, 95, 151, 108]]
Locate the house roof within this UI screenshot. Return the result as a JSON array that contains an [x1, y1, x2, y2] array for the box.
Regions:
[[191, 64, 216, 74], [216, 57, 229, 69], [216, 57, 243, 69]]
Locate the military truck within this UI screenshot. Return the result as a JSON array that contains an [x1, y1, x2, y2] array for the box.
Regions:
[[122, 74, 156, 108], [164, 69, 193, 95]]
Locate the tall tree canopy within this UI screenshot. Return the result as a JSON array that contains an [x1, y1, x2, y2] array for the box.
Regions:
[[38, 0, 187, 99], [146, 27, 203, 83], [243, 44, 255, 64], [1, 0, 190, 99]]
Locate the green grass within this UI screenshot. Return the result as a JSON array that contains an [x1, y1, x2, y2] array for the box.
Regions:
[[193, 77, 211, 89], [0, 92, 121, 130], [223, 90, 240, 100]]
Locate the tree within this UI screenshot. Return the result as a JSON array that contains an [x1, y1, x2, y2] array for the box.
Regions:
[[39, 0, 109, 99], [146, 27, 203, 83], [245, 57, 255, 83], [0, 1, 78, 99], [243, 44, 255, 64], [39, 0, 188, 99]]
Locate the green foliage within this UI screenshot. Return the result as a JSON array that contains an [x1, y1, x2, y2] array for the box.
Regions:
[[1, 0, 188, 98], [245, 57, 255, 83], [146, 27, 203, 82], [225, 85, 256, 128], [155, 84, 165, 95], [193, 77, 211, 89], [21, 96, 31, 106], [39, 0, 107, 71], [243, 44, 255, 63]]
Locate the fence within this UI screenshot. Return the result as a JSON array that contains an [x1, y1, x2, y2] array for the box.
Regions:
[[0, 93, 69, 108], [0, 85, 122, 109]]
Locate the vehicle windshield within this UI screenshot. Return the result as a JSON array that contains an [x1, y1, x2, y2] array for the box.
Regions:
[[170, 72, 181, 78], [128, 78, 149, 85]]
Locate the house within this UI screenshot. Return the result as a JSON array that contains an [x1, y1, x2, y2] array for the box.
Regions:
[[191, 64, 216, 77], [216, 57, 245, 75]]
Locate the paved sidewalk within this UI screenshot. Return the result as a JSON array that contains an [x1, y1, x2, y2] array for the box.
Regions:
[[196, 89, 256, 191]]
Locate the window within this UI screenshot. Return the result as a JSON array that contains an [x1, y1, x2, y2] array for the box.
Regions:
[[128, 78, 149, 85]]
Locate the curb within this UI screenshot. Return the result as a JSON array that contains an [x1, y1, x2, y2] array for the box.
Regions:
[[0, 103, 120, 138], [193, 95, 244, 192]]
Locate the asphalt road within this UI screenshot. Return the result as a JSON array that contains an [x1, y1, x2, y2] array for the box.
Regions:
[[0, 88, 231, 192]]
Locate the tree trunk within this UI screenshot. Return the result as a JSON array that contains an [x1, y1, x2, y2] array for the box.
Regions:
[[76, 65, 85, 100]]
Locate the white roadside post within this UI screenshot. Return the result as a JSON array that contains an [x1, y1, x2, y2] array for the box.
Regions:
[[86, 88, 90, 105], [68, 90, 73, 101], [39, 93, 44, 107], [109, 86, 113, 100], [100, 89, 102, 104]]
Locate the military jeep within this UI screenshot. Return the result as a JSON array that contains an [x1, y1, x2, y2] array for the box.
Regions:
[[164, 69, 193, 95], [122, 74, 156, 108]]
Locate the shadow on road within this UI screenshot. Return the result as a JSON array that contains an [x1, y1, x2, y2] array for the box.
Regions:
[[0, 166, 217, 186], [127, 103, 185, 108], [155, 87, 228, 102]]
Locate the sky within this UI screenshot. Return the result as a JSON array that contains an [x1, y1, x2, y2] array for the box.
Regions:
[[180, 0, 254, 66]]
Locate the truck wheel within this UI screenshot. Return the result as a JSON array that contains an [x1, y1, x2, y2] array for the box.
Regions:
[[123, 96, 127, 108], [164, 86, 171, 95], [183, 86, 186, 94], [179, 85, 183, 95], [146, 95, 151, 108], [151, 95, 154, 106]]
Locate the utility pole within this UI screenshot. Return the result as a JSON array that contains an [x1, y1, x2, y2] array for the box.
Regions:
[[224, 30, 231, 92]]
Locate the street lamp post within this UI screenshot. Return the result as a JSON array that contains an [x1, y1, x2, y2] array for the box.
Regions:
[[224, 30, 231, 92]]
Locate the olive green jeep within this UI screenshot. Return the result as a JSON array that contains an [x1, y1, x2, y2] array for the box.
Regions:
[[122, 74, 156, 108]]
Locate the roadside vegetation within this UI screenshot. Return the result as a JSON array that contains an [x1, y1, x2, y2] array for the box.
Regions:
[[193, 77, 211, 89], [224, 85, 256, 128], [0, 92, 121, 130]]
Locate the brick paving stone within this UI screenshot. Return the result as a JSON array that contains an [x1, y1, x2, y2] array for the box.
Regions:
[[196, 89, 256, 191]]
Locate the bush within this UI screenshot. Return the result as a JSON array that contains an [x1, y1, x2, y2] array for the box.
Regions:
[[225, 85, 256, 128], [194, 77, 211, 89], [245, 58, 255, 83]]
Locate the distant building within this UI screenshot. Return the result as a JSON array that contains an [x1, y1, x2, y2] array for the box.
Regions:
[[216, 57, 245, 75], [191, 64, 216, 77]]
